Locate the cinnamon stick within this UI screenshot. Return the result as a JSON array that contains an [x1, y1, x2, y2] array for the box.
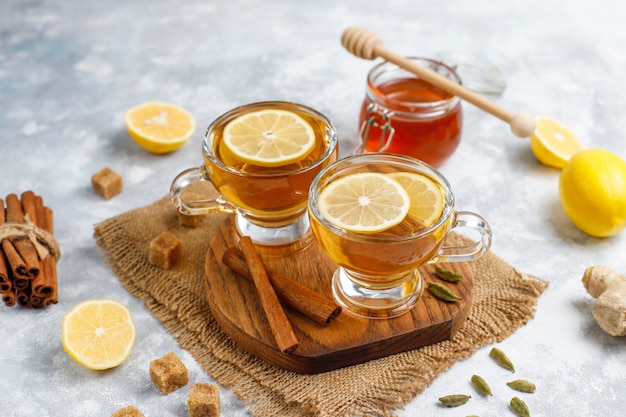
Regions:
[[238, 236, 299, 354], [16, 288, 30, 307], [0, 198, 26, 279], [2, 289, 16, 307], [23, 192, 57, 301], [5, 193, 39, 278], [222, 248, 341, 325]]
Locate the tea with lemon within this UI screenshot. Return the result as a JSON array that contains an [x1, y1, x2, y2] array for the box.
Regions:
[[205, 102, 338, 227], [309, 157, 451, 288]]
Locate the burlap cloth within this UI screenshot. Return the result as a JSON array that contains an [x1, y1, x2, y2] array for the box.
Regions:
[[94, 196, 548, 417]]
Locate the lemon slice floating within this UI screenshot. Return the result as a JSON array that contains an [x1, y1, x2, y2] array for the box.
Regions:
[[62, 298, 136, 370], [223, 109, 315, 167], [125, 101, 196, 154], [387, 172, 443, 228], [317, 172, 410, 234], [530, 116, 584, 169]]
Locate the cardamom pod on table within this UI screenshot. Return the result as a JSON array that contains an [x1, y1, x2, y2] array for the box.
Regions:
[[470, 374, 492, 396], [507, 379, 536, 393], [510, 396, 531, 417], [489, 347, 515, 372], [438, 394, 471, 407]]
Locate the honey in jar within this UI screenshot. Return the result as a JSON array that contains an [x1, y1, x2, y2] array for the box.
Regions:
[[358, 57, 463, 167]]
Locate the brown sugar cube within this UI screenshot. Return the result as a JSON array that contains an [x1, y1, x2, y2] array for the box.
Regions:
[[188, 383, 220, 417], [110, 405, 145, 417], [149, 232, 182, 270], [177, 210, 202, 227], [92, 167, 123, 200], [150, 352, 189, 395]]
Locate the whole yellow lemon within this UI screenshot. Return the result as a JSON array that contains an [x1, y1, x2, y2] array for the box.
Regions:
[[559, 149, 626, 237]]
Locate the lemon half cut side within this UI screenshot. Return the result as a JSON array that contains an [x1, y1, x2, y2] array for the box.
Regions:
[[125, 101, 196, 154], [62, 298, 136, 370], [223, 109, 316, 167], [530, 116, 584, 169]]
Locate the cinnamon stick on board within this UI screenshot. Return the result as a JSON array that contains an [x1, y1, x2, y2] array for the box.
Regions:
[[238, 236, 299, 354], [222, 248, 341, 325]]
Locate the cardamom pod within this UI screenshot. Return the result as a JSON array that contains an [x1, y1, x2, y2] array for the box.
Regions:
[[435, 266, 463, 282], [489, 347, 515, 372], [470, 374, 492, 396], [428, 282, 462, 302], [438, 394, 471, 407], [510, 396, 530, 417], [507, 379, 536, 393]]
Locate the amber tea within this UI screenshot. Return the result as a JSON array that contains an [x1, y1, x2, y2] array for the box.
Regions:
[[308, 153, 491, 318], [171, 101, 338, 246]]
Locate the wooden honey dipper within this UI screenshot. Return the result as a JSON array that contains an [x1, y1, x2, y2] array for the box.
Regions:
[[341, 26, 537, 138]]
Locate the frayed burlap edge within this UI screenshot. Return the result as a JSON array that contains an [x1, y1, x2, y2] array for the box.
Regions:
[[93, 197, 548, 417]]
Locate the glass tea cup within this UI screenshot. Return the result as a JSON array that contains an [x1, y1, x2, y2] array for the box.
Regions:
[[170, 101, 338, 246], [357, 57, 463, 167], [307, 153, 491, 318]]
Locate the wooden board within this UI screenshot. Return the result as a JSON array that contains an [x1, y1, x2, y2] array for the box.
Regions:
[[204, 216, 473, 374]]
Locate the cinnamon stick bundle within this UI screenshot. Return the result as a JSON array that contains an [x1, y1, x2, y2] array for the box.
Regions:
[[238, 236, 299, 354], [0, 191, 59, 308]]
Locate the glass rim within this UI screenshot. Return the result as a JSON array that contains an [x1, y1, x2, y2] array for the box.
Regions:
[[203, 101, 338, 177], [308, 152, 456, 242]]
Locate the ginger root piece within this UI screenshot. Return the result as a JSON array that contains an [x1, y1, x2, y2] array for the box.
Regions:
[[582, 265, 626, 336]]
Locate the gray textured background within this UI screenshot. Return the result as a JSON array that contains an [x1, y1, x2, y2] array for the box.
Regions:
[[1, 0, 625, 416]]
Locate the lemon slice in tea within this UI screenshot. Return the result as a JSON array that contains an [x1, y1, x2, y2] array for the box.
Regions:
[[317, 172, 410, 234], [530, 116, 584, 169], [62, 298, 136, 370], [125, 101, 196, 154], [223, 109, 316, 167], [387, 172, 444, 228]]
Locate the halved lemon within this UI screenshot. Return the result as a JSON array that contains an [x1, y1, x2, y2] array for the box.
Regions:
[[388, 172, 444, 228], [530, 116, 584, 169], [62, 298, 136, 370], [223, 109, 315, 167], [317, 172, 410, 234], [125, 101, 196, 154]]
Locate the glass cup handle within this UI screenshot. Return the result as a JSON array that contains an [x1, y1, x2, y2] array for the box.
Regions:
[[428, 211, 492, 264], [354, 103, 395, 154], [169, 166, 236, 215]]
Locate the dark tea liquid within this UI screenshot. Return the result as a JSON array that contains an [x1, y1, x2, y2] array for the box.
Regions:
[[359, 77, 463, 167]]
